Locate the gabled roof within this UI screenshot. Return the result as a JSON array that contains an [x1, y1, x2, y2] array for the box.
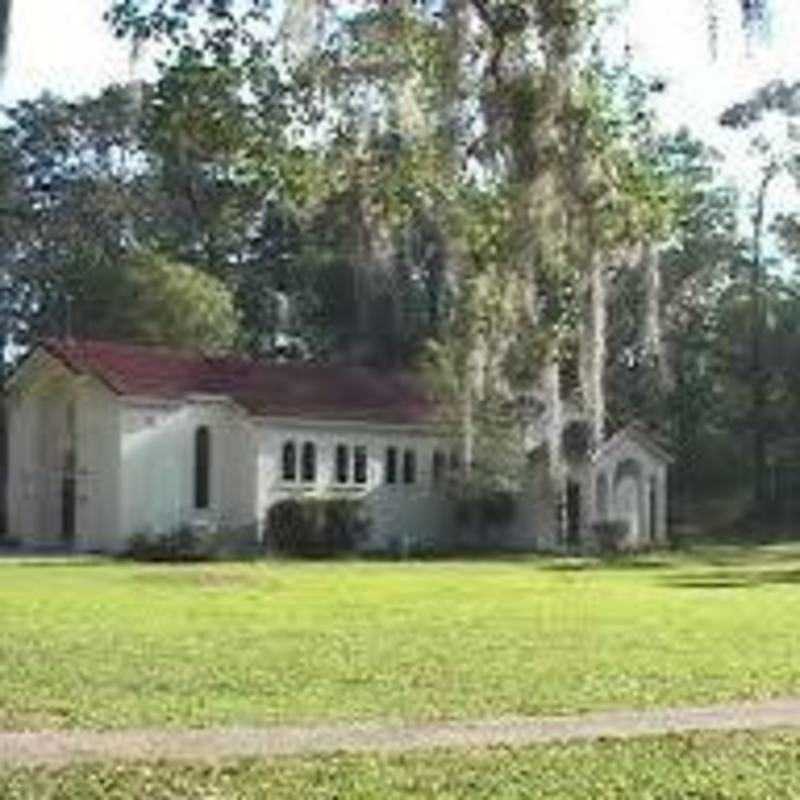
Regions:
[[594, 422, 674, 465], [32, 339, 436, 426]]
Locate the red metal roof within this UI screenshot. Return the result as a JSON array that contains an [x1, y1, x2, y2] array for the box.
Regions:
[[41, 339, 436, 425]]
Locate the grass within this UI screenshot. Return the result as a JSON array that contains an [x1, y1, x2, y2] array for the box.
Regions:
[[3, 545, 800, 730], [3, 730, 800, 798]]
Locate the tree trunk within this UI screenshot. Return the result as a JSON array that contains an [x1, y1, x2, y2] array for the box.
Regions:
[[642, 243, 673, 391], [751, 165, 776, 516], [578, 253, 607, 530], [439, 0, 470, 325], [543, 352, 566, 548], [462, 359, 475, 480], [586, 253, 607, 450]]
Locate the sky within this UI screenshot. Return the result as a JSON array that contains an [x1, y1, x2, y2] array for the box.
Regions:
[[2, 0, 799, 204]]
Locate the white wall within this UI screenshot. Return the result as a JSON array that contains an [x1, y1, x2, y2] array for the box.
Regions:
[[593, 436, 670, 547], [73, 379, 121, 550], [119, 399, 259, 547], [6, 355, 121, 549], [256, 418, 451, 552]]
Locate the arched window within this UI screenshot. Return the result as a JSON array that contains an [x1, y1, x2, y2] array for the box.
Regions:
[[301, 442, 316, 483], [336, 444, 350, 484], [282, 441, 297, 482], [403, 449, 417, 485], [194, 426, 211, 509]]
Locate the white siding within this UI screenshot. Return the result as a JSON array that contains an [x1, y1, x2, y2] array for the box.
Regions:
[[72, 380, 121, 550], [118, 399, 258, 547], [6, 357, 121, 550], [256, 419, 451, 552], [593, 436, 670, 547]]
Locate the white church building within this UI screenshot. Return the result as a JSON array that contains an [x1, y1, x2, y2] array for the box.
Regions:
[[4, 339, 671, 554]]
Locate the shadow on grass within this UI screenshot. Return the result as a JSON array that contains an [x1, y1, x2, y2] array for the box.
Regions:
[[662, 567, 800, 589], [539, 559, 599, 572], [539, 555, 678, 573]]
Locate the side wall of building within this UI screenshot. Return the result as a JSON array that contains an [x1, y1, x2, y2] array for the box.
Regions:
[[256, 418, 453, 553], [118, 399, 259, 550]]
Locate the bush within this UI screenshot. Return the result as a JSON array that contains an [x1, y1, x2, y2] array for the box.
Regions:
[[266, 498, 370, 557], [126, 527, 210, 562], [454, 490, 517, 529], [593, 520, 630, 556], [0, 536, 21, 549]]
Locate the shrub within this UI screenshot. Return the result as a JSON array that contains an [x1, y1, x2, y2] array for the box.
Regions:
[[454, 490, 517, 529], [126, 527, 210, 562], [0, 536, 21, 549], [266, 498, 370, 557], [593, 520, 630, 556]]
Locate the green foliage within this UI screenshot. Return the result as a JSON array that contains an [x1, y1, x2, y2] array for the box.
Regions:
[[126, 528, 210, 563], [121, 251, 239, 350], [454, 489, 517, 529], [0, 87, 250, 351], [266, 498, 370, 557], [17, 1, 764, 516]]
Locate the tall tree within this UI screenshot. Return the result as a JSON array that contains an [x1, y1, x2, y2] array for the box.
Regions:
[[0, 88, 256, 348], [108, 0, 692, 545], [719, 80, 800, 513]]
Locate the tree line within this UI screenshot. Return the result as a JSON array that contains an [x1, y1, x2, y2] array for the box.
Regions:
[[2, 0, 800, 534]]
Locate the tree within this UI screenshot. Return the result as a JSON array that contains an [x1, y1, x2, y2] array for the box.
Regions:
[[718, 80, 800, 514], [109, 251, 239, 350], [108, 0, 696, 547], [606, 129, 743, 498], [0, 84, 260, 355], [0, 87, 155, 350], [705, 0, 770, 54]]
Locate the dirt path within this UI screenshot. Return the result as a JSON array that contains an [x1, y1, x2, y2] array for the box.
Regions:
[[2, 698, 800, 767]]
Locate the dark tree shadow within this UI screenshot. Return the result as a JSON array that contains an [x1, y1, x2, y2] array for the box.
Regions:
[[662, 567, 800, 589]]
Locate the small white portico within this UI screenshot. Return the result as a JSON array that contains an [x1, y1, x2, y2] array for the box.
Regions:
[[591, 424, 673, 547]]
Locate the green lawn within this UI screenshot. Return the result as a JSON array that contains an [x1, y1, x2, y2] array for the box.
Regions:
[[4, 731, 800, 798], [2, 546, 800, 730]]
